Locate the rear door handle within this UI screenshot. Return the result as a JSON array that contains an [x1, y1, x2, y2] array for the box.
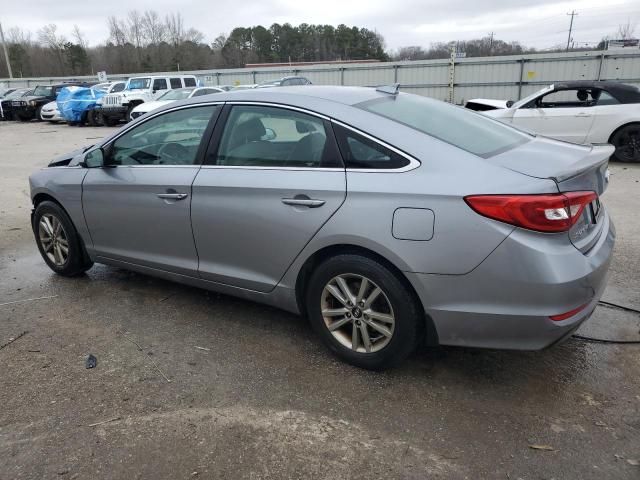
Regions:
[[156, 193, 188, 200], [282, 198, 325, 208]]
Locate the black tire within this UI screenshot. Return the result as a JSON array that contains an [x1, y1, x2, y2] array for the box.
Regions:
[[103, 114, 118, 127], [610, 123, 640, 163], [126, 104, 137, 122], [306, 254, 423, 370], [35, 105, 43, 121], [32, 201, 93, 276], [17, 114, 30, 122], [87, 109, 97, 126]]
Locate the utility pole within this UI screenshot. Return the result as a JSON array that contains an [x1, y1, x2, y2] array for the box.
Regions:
[[488, 32, 495, 55], [0, 21, 13, 79], [566, 10, 578, 52]]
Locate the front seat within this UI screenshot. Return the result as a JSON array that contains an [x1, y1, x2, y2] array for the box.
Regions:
[[220, 117, 268, 165]]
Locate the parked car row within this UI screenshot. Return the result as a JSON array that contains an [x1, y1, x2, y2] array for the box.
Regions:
[[466, 81, 640, 163], [1, 75, 314, 128]]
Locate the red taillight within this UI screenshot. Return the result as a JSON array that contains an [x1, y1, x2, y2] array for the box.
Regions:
[[549, 302, 590, 321], [464, 191, 597, 233]]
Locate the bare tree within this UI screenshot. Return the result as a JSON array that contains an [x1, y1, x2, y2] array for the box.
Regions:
[[72, 25, 87, 49], [617, 19, 637, 39], [38, 24, 66, 50], [7, 27, 31, 45], [141, 10, 165, 45], [107, 16, 128, 46], [165, 12, 185, 47]]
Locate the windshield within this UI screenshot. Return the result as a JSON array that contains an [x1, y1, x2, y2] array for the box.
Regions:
[[158, 89, 195, 100], [512, 85, 554, 109], [5, 89, 31, 99], [358, 94, 530, 158], [33, 86, 54, 97], [259, 79, 282, 86], [127, 78, 151, 90], [92, 83, 110, 92]]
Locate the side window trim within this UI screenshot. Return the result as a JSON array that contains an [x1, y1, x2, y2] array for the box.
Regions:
[[202, 102, 345, 170], [331, 119, 421, 172], [102, 103, 224, 167]]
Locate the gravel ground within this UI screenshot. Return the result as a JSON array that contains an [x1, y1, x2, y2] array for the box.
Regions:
[[1, 121, 639, 479]]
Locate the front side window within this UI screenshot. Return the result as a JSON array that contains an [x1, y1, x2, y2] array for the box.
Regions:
[[108, 106, 218, 166], [170, 78, 182, 89], [153, 79, 168, 91], [214, 105, 339, 168], [358, 94, 529, 158], [184, 78, 197, 87], [128, 78, 151, 90], [536, 89, 595, 108], [33, 86, 53, 96]]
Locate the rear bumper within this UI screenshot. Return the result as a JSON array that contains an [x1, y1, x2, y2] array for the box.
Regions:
[[406, 209, 615, 350]]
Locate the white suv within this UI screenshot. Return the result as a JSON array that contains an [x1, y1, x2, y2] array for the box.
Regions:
[[100, 75, 198, 124]]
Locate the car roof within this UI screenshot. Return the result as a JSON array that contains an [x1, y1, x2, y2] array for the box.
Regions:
[[552, 80, 640, 103]]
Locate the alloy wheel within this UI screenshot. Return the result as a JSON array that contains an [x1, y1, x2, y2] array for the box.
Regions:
[[38, 214, 69, 266], [615, 125, 640, 162], [321, 274, 395, 353]]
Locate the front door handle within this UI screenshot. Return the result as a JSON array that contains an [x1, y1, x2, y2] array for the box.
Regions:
[[156, 193, 188, 200], [282, 197, 325, 208], [574, 112, 590, 117]]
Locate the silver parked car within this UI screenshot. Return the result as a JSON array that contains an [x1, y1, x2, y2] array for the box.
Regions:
[[29, 86, 615, 369]]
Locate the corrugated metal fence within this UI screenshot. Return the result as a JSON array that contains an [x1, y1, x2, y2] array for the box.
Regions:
[[2, 49, 639, 104]]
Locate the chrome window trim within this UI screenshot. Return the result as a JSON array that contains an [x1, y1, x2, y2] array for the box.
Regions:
[[200, 165, 344, 172], [225, 101, 330, 121], [331, 119, 421, 173]]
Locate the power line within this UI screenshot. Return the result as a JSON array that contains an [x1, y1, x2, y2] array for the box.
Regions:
[[566, 10, 578, 51]]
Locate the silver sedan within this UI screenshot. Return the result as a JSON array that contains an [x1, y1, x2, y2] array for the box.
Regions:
[[29, 86, 615, 369]]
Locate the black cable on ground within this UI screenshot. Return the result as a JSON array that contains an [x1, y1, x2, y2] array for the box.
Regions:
[[571, 300, 640, 344]]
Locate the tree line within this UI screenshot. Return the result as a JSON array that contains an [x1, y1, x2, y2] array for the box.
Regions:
[[0, 10, 627, 78]]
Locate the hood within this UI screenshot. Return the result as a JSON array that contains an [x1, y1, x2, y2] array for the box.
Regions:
[[48, 145, 93, 167], [133, 100, 173, 113], [42, 101, 59, 111]]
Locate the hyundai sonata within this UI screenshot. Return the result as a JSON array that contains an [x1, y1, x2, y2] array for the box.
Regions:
[[29, 85, 615, 369]]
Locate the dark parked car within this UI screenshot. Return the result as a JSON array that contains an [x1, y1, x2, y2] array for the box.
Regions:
[[13, 83, 91, 122], [256, 76, 313, 88], [1, 88, 34, 121]]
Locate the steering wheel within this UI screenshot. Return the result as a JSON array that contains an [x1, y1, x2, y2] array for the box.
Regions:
[[156, 142, 190, 165]]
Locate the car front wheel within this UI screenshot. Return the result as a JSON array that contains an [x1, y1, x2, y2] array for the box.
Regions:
[[33, 201, 93, 276], [306, 254, 423, 369]]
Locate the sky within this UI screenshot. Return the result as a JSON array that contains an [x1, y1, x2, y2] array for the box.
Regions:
[[1, 0, 639, 51]]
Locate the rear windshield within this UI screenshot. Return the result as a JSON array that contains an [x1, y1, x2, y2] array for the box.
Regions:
[[33, 86, 54, 96], [357, 94, 530, 158]]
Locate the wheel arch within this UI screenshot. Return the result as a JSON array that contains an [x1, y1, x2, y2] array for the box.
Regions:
[[607, 121, 640, 144], [32, 191, 92, 262], [294, 243, 439, 346]]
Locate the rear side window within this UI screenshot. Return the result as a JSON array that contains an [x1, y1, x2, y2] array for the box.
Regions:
[[170, 78, 182, 89], [153, 79, 167, 91], [184, 78, 196, 87], [358, 94, 529, 158], [333, 125, 410, 169]]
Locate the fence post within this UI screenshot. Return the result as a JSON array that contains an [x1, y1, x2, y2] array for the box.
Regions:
[[252, 71, 256, 84], [340, 67, 345, 86], [216, 72, 220, 85], [393, 64, 398, 83], [448, 47, 455, 103], [518, 58, 525, 100], [597, 51, 605, 80]]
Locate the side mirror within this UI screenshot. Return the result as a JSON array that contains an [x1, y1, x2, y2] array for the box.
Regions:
[[83, 148, 104, 168], [506, 100, 514, 108]]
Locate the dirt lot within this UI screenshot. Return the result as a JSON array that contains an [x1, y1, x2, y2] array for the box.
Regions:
[[1, 121, 639, 479]]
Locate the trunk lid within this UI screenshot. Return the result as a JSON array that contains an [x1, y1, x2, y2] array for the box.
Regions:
[[489, 136, 613, 253]]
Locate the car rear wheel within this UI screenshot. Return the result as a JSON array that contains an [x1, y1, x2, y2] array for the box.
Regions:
[[306, 254, 422, 369], [33, 201, 93, 276], [611, 124, 640, 163]]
